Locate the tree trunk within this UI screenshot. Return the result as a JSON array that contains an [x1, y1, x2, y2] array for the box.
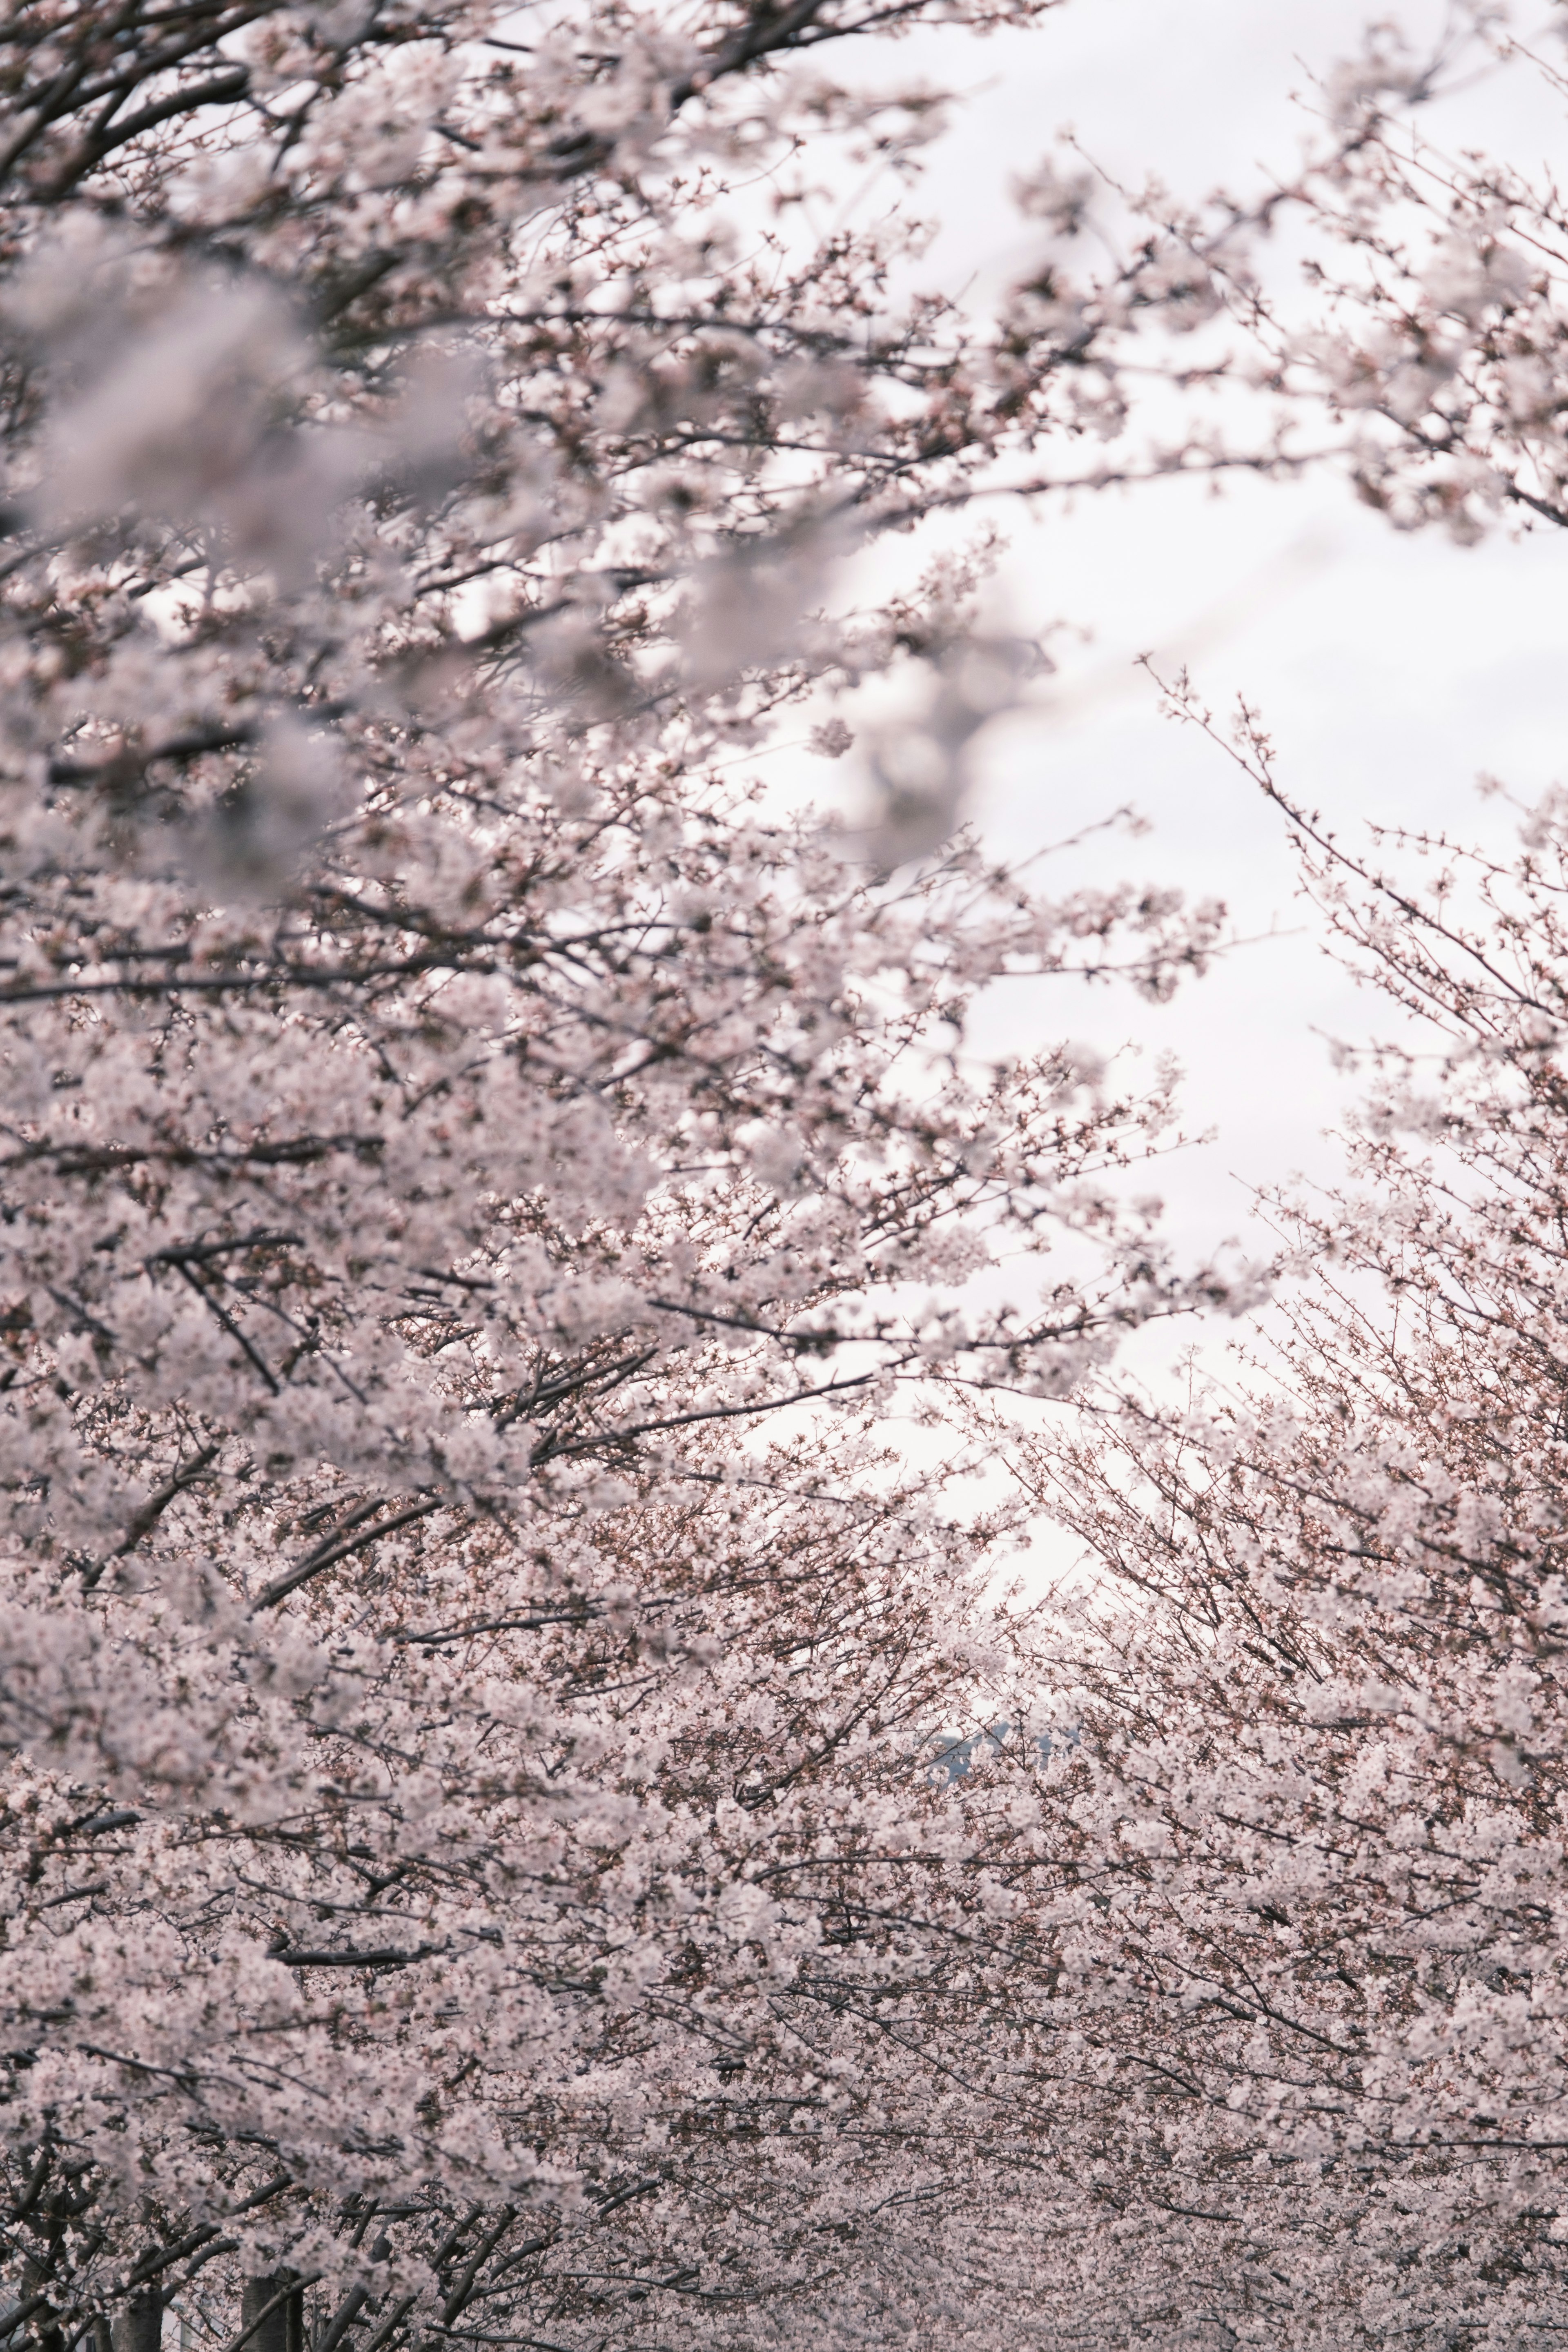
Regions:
[[111, 2292, 162, 2352], [241, 2277, 301, 2352]]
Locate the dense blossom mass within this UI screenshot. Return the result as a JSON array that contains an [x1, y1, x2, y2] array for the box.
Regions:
[[993, 748, 1568, 2348], [0, 0, 1245, 2344], [9, 2, 1568, 2350]]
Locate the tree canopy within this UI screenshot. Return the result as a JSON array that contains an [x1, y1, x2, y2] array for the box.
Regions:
[[9, 6, 1568, 2351]]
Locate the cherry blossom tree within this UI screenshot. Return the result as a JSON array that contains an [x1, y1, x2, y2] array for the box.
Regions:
[[40, 0, 1568, 2339], [869, 50, 1568, 2334], [992, 720, 1568, 2349], [0, 2, 1265, 2348]]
